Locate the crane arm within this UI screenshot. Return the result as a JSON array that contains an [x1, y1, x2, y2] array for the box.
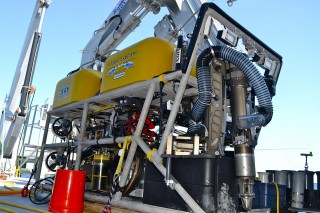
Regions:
[[0, 0, 50, 158], [80, 0, 282, 88]]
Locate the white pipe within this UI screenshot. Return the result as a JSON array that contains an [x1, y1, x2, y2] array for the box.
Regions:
[[44, 137, 126, 149], [158, 41, 200, 155], [74, 102, 89, 170], [84, 193, 188, 213], [37, 6, 47, 33], [132, 136, 205, 213], [116, 82, 157, 199], [49, 71, 184, 115]]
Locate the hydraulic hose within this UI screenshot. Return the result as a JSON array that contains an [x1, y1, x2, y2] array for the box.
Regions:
[[188, 45, 273, 135], [213, 45, 273, 126], [0, 206, 16, 213], [0, 200, 48, 213], [271, 182, 280, 213], [187, 49, 213, 134]]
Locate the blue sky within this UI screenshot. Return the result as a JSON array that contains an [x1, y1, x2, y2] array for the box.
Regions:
[[1, 1, 320, 172]]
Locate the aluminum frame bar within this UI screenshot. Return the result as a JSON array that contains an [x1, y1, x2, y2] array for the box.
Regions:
[[74, 102, 88, 170], [132, 136, 205, 213], [35, 113, 51, 180], [115, 82, 157, 200]]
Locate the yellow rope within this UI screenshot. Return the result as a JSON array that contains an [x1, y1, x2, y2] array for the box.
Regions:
[[115, 136, 131, 175], [271, 182, 280, 213], [146, 148, 157, 162]]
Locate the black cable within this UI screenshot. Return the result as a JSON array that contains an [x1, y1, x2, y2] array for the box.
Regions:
[[29, 176, 54, 205]]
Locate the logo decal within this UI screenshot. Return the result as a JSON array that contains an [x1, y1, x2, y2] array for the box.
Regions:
[[121, 61, 134, 69], [107, 61, 134, 78], [58, 85, 69, 98], [114, 72, 125, 79], [108, 67, 118, 76]]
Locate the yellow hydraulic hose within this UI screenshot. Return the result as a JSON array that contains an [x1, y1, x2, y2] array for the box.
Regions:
[[0, 180, 21, 195], [0, 201, 49, 213], [271, 182, 280, 213], [0, 205, 17, 213], [0, 190, 21, 195]]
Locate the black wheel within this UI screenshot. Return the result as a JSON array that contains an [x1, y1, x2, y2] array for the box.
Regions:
[[52, 117, 72, 138], [45, 151, 66, 172]]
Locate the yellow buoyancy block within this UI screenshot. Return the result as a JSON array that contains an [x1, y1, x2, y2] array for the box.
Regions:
[[52, 69, 102, 109]]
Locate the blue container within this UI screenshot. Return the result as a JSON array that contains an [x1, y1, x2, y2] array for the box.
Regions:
[[253, 182, 286, 209]]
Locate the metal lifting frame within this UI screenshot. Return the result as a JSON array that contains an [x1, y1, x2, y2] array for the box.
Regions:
[[35, 3, 216, 212], [35, 3, 283, 212]]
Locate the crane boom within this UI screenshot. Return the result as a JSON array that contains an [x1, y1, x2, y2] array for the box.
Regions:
[[0, 0, 50, 158]]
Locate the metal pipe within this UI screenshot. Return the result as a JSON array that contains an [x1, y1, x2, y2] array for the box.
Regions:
[[132, 136, 205, 213], [165, 156, 172, 185], [138, 8, 149, 19], [116, 82, 156, 199], [27, 105, 38, 145], [18, 105, 35, 166], [44, 137, 126, 149], [37, 5, 48, 33], [49, 71, 184, 115], [132, 5, 144, 16], [74, 102, 88, 170], [19, 32, 42, 116], [158, 37, 201, 155], [84, 193, 188, 213], [35, 113, 51, 181]]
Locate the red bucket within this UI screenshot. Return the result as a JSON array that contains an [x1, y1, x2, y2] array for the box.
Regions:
[[49, 169, 86, 213]]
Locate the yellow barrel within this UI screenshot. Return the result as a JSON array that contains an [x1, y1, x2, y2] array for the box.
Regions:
[[52, 69, 102, 109]]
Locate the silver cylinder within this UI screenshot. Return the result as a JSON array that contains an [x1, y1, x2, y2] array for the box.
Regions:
[[229, 69, 248, 139], [258, 172, 270, 183], [235, 146, 255, 177], [292, 171, 306, 209], [275, 170, 288, 186]]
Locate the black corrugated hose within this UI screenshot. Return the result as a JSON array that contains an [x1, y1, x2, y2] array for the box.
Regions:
[[187, 46, 273, 135]]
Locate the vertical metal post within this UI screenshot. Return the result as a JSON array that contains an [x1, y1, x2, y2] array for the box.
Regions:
[[27, 105, 38, 145], [34, 113, 51, 181], [74, 102, 89, 170], [17, 105, 34, 167], [158, 53, 198, 155], [116, 82, 156, 199]]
